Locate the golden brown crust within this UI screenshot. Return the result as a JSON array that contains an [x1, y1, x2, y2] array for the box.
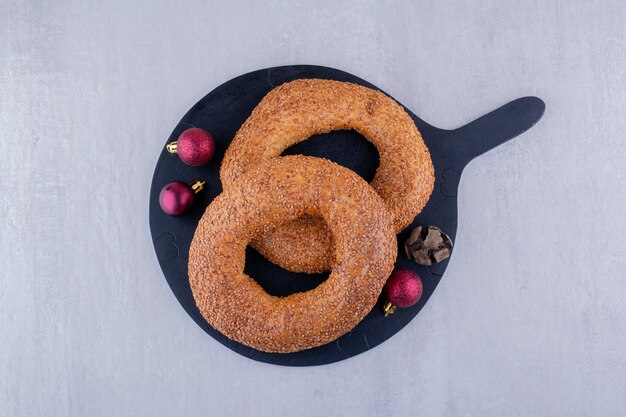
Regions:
[[189, 156, 396, 353], [255, 215, 336, 273], [221, 78, 434, 273]]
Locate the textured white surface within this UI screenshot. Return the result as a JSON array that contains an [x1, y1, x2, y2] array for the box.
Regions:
[[1, 1, 625, 416]]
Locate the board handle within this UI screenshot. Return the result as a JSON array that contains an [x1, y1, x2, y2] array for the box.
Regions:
[[447, 96, 545, 169]]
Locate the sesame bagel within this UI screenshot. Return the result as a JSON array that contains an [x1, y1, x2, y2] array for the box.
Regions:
[[189, 156, 396, 353], [220, 78, 434, 273]]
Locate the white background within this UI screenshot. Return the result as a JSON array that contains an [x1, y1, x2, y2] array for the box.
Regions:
[[1, 1, 625, 416]]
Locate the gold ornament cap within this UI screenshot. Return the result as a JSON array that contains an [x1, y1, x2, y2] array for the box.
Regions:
[[383, 300, 397, 317], [166, 141, 178, 154], [188, 180, 205, 194]]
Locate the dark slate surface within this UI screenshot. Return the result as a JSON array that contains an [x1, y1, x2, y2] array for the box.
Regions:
[[148, 65, 545, 366]]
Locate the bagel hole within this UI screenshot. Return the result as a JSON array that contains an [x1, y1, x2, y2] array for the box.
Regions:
[[244, 246, 330, 297], [282, 130, 379, 183]]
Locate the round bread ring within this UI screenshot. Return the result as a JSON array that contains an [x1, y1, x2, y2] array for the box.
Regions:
[[189, 156, 396, 353], [221, 78, 434, 273]]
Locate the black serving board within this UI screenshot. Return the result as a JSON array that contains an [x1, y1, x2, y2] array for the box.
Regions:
[[149, 65, 545, 366]]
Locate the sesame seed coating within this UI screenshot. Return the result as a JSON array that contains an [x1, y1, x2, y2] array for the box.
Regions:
[[220, 79, 434, 273], [189, 156, 397, 353]]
